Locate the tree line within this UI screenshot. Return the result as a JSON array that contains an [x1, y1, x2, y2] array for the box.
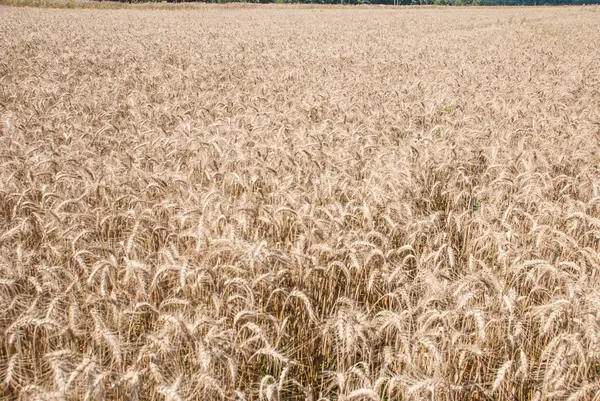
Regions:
[[115, 0, 600, 6]]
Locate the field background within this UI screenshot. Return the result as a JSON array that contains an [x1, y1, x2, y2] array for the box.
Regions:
[[1, 5, 600, 401]]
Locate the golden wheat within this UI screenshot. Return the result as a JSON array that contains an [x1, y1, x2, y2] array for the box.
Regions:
[[0, 3, 599, 400]]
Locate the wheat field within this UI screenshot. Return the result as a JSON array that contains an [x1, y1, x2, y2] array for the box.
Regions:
[[1, 4, 600, 401]]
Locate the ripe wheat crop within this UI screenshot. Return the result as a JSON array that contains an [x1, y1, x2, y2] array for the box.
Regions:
[[1, 4, 599, 400]]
